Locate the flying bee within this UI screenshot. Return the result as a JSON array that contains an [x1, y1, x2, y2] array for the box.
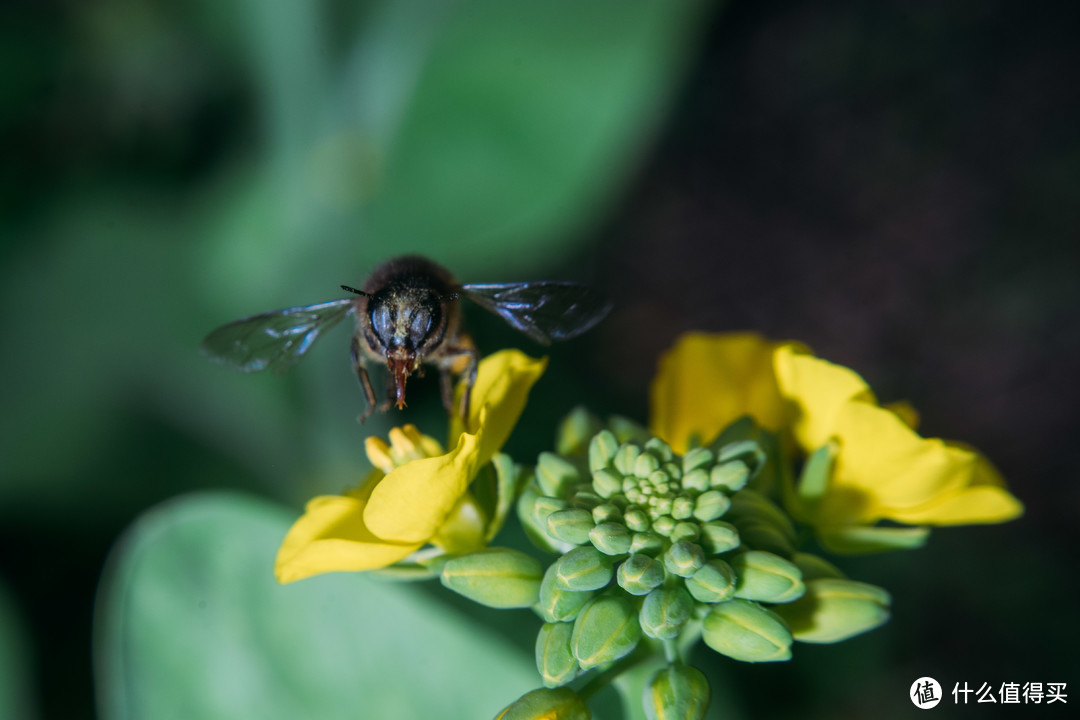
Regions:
[[201, 255, 612, 421]]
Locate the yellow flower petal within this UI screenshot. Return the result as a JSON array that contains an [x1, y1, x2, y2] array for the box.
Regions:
[[880, 453, 1023, 525], [275, 473, 422, 583], [820, 402, 972, 523], [773, 347, 877, 450], [452, 349, 548, 467], [778, 360, 1024, 528], [884, 400, 920, 430], [650, 333, 805, 454], [364, 429, 482, 544]]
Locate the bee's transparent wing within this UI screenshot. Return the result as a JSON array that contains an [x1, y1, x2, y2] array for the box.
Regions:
[[201, 298, 354, 374], [461, 282, 612, 346]]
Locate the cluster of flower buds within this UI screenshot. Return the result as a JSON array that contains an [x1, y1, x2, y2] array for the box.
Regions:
[[521, 413, 815, 682], [433, 410, 891, 720]]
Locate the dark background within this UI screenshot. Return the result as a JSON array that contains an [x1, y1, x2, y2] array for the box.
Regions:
[[1, 0, 1077, 718]]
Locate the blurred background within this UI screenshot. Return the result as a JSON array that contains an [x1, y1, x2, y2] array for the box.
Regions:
[[2, 0, 1077, 718]]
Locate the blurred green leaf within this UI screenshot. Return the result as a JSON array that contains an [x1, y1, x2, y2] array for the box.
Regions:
[[360, 0, 712, 274], [0, 582, 37, 720], [209, 0, 713, 288], [95, 492, 536, 720]]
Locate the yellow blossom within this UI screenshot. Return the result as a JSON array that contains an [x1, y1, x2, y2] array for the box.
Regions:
[[772, 346, 1023, 530], [275, 350, 547, 583], [649, 332, 808, 454], [649, 333, 1022, 546]]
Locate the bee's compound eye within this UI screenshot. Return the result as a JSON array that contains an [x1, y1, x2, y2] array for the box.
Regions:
[[370, 302, 394, 344], [410, 306, 435, 342]]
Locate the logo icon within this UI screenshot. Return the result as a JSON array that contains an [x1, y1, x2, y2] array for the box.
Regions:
[[911, 677, 942, 709]]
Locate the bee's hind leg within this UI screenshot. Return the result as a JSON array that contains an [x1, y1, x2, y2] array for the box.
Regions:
[[440, 346, 478, 421]]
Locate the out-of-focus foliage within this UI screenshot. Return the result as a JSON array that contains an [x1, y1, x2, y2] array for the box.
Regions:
[[0, 583, 36, 720], [94, 492, 537, 720], [0, 0, 710, 513]]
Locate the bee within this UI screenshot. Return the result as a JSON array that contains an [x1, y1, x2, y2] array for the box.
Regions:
[[201, 255, 611, 421]]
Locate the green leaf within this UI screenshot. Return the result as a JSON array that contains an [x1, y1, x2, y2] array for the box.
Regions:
[[361, 0, 712, 271], [95, 492, 535, 720]]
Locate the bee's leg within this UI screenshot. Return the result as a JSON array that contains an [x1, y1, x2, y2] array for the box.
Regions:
[[384, 378, 399, 410], [351, 336, 378, 423], [459, 349, 478, 420], [439, 367, 455, 415], [439, 346, 479, 420]]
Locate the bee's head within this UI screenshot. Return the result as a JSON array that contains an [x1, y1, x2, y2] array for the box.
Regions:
[[355, 286, 450, 409]]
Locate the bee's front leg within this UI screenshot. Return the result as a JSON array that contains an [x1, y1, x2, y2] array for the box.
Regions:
[[351, 336, 378, 423]]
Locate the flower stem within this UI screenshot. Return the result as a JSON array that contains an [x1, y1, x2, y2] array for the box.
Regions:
[[577, 645, 652, 701]]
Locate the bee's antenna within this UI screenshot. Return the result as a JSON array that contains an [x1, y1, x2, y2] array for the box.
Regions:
[[341, 284, 370, 297]]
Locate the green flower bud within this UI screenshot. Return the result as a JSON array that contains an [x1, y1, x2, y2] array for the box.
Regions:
[[693, 490, 731, 522], [681, 468, 711, 493], [553, 547, 615, 591], [557, 407, 602, 457], [592, 503, 622, 524], [536, 452, 582, 498], [730, 551, 805, 604], [662, 462, 681, 480], [608, 415, 651, 444], [536, 622, 580, 688], [572, 595, 641, 670], [532, 496, 569, 529], [669, 521, 700, 544], [643, 437, 674, 462], [589, 430, 620, 473], [698, 521, 740, 555], [570, 490, 603, 510], [624, 507, 651, 532], [652, 515, 676, 537], [710, 460, 749, 492], [629, 532, 665, 556], [547, 508, 595, 546], [634, 452, 661, 479], [733, 520, 794, 557], [616, 553, 666, 595], [643, 664, 710, 720], [614, 444, 641, 476], [714, 439, 765, 474], [652, 497, 674, 517], [728, 490, 795, 540], [703, 599, 793, 663], [791, 552, 845, 581], [663, 541, 705, 578], [440, 548, 543, 609], [772, 578, 891, 644], [640, 585, 693, 639], [497, 687, 591, 720], [648, 469, 671, 490], [539, 563, 596, 622], [589, 522, 632, 556], [671, 496, 695, 520], [685, 559, 737, 604], [682, 447, 714, 475], [592, 468, 623, 499], [519, 483, 576, 554]]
